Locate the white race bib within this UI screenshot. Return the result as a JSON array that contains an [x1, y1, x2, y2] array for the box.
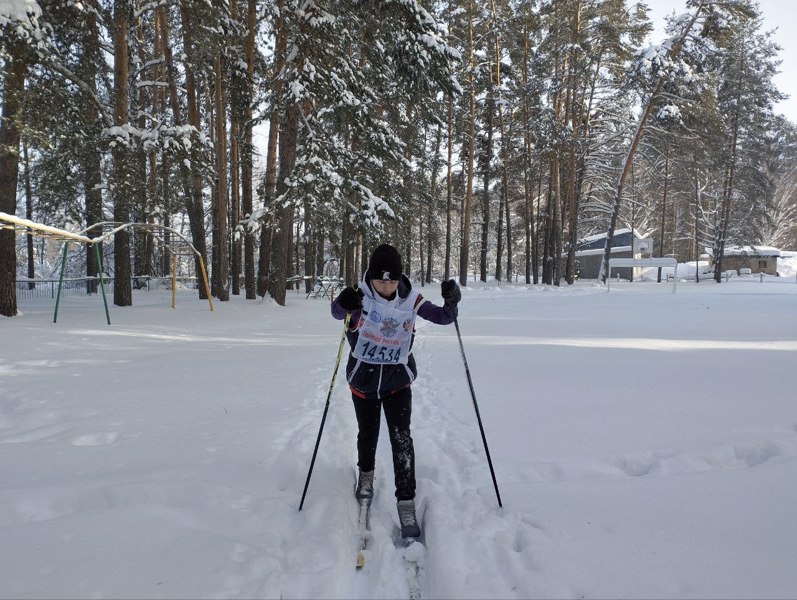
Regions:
[[353, 302, 416, 365]]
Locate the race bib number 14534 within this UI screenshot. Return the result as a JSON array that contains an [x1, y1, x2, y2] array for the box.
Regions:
[[357, 340, 402, 364], [352, 305, 415, 365]]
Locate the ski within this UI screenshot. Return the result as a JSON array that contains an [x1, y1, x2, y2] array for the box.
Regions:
[[403, 538, 424, 600], [394, 529, 425, 599], [355, 497, 372, 569]]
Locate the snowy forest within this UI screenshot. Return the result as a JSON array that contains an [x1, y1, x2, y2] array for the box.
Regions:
[[2, 0, 797, 318]]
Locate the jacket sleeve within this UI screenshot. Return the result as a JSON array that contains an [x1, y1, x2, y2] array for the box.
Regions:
[[416, 299, 456, 325], [331, 296, 361, 328]]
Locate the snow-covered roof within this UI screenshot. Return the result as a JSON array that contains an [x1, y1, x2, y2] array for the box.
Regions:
[[579, 228, 637, 244], [722, 245, 781, 257], [575, 246, 632, 257]]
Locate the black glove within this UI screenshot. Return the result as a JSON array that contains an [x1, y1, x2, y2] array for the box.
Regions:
[[441, 279, 461, 305], [337, 286, 362, 312]]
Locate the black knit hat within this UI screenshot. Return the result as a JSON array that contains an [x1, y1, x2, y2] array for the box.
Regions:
[[366, 244, 403, 281]]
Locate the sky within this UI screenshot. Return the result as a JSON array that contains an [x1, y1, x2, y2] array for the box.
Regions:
[[644, 0, 797, 123]]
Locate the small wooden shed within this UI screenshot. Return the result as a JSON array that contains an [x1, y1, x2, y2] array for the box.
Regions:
[[721, 245, 781, 275]]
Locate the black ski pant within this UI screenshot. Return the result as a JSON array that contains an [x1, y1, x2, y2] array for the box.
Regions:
[[352, 386, 415, 501]]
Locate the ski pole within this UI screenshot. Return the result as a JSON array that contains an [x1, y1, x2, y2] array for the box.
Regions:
[[299, 311, 352, 511], [454, 316, 503, 508]]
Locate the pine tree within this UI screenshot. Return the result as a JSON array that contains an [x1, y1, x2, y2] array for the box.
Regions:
[[1, 1, 41, 317], [243, 0, 460, 303]]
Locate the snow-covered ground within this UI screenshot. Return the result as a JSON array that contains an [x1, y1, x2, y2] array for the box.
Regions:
[[2, 267, 797, 599]]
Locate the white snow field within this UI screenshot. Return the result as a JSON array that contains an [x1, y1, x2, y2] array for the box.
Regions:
[[2, 269, 797, 599]]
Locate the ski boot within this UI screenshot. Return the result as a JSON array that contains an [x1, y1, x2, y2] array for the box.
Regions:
[[397, 499, 421, 539], [355, 469, 374, 500]]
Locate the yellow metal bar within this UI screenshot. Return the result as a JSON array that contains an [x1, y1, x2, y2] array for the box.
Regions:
[[198, 255, 214, 311]]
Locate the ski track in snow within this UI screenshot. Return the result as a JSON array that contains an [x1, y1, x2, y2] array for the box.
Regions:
[[407, 325, 560, 599]]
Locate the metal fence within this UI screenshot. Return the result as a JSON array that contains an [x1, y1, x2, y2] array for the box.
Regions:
[[15, 277, 201, 300]]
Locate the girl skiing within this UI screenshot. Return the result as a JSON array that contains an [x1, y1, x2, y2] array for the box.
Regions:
[[331, 244, 461, 538]]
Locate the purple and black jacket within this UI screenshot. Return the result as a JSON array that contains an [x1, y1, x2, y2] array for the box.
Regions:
[[331, 274, 456, 400]]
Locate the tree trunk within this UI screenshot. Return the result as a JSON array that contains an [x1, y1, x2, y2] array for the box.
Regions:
[[659, 145, 670, 282], [714, 67, 743, 283], [521, 10, 535, 285], [0, 43, 26, 316], [418, 209, 424, 287], [489, 0, 511, 283], [544, 3, 564, 287], [231, 108, 241, 296], [315, 230, 325, 279], [257, 7, 287, 297], [563, 1, 580, 285], [500, 110, 512, 283], [23, 143, 34, 289], [133, 8, 151, 280], [112, 0, 132, 307], [459, 0, 476, 287], [693, 156, 702, 283], [427, 125, 442, 284], [542, 165, 553, 284], [268, 102, 298, 305], [84, 8, 103, 293], [542, 152, 562, 285], [0, 41, 28, 317], [341, 215, 356, 285], [213, 52, 230, 301], [523, 136, 532, 285], [551, 151, 562, 285], [533, 164, 542, 283], [256, 103, 279, 295], [564, 145, 578, 284], [177, 2, 210, 299], [303, 203, 315, 294], [242, 0, 257, 299], [481, 93, 493, 282]]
